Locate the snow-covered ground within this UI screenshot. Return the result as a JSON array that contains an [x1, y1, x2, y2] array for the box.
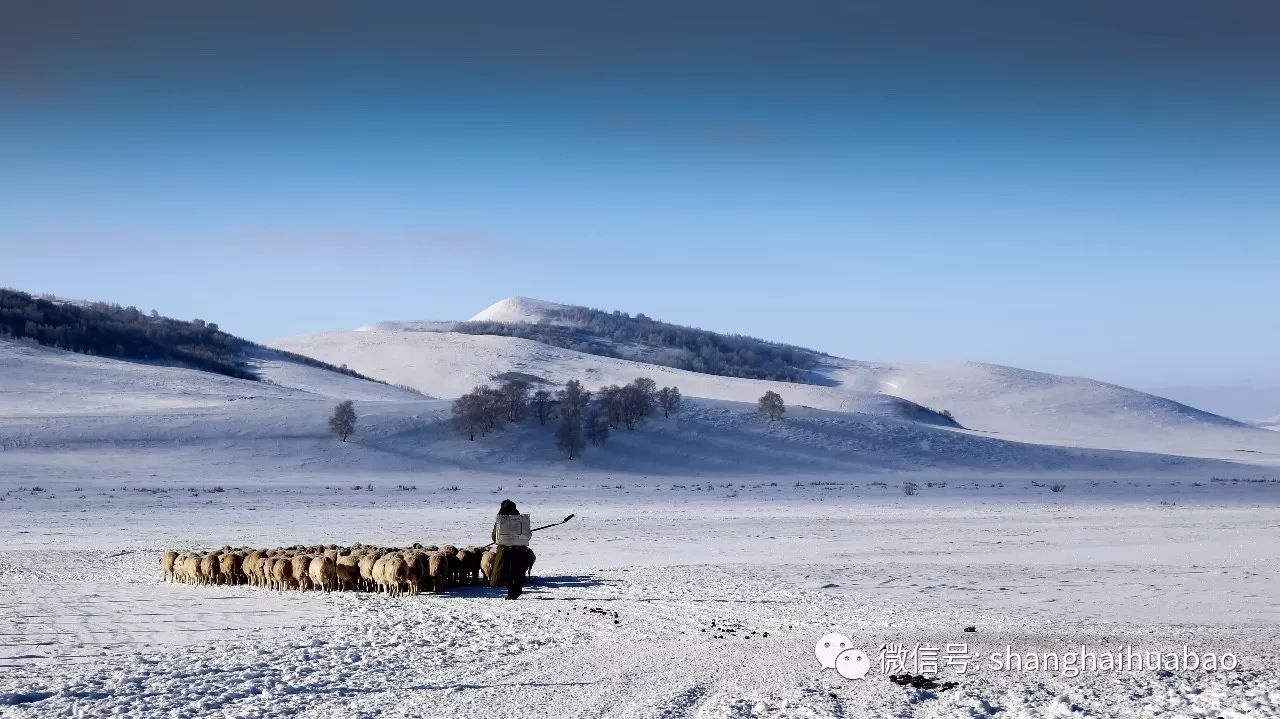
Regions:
[[3, 303, 1280, 718], [3, 475, 1278, 718]]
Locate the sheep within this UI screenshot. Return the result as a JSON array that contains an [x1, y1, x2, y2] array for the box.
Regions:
[[358, 551, 382, 592], [161, 551, 178, 581], [335, 554, 361, 591], [371, 552, 409, 596], [290, 555, 313, 591], [171, 553, 190, 583], [479, 548, 497, 584], [219, 551, 244, 586], [403, 551, 430, 594], [242, 550, 267, 587], [261, 556, 277, 589], [270, 555, 295, 590], [308, 555, 338, 592], [370, 554, 390, 594], [167, 537, 532, 595], [383, 553, 410, 596], [182, 554, 201, 584], [427, 551, 451, 594], [454, 548, 481, 585], [198, 552, 220, 586]]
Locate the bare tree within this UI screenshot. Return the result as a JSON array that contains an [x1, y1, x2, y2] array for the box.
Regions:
[[554, 379, 591, 459], [616, 378, 657, 429], [531, 389, 553, 425], [451, 393, 484, 441], [328, 400, 357, 441], [471, 385, 504, 432], [598, 384, 624, 427], [657, 386, 682, 418], [555, 409, 585, 459], [758, 390, 785, 422], [500, 379, 530, 422], [619, 384, 645, 429], [585, 408, 610, 446]]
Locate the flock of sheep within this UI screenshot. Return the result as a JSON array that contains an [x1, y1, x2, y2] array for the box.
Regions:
[[160, 543, 531, 596]]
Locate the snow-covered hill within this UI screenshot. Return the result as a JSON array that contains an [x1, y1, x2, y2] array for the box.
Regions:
[[469, 296, 570, 323], [2, 334, 1259, 477], [270, 298, 1280, 464], [6, 295, 1278, 475]]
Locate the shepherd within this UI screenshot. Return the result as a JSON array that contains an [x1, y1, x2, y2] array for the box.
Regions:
[[490, 499, 535, 600]]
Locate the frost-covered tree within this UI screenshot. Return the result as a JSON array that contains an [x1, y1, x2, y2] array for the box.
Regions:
[[329, 400, 357, 441], [619, 384, 646, 429], [633, 377, 657, 407], [758, 390, 785, 422], [531, 389, 553, 425], [451, 304, 820, 382], [557, 379, 591, 418], [657, 386, 682, 418]]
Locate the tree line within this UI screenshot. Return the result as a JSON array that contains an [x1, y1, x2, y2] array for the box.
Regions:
[[334, 385, 787, 456], [0, 288, 381, 384], [454, 305, 821, 383], [1, 289, 254, 379], [451, 377, 683, 459]]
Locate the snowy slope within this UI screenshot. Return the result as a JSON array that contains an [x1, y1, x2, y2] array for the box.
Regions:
[[243, 347, 425, 401], [827, 359, 1277, 458], [271, 300, 1280, 464], [1149, 384, 1280, 423], [0, 338, 419, 418], [1, 338, 1248, 477], [270, 330, 929, 419], [355, 320, 459, 332]]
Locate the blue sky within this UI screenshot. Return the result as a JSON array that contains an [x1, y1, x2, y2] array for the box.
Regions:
[[3, 1, 1278, 389]]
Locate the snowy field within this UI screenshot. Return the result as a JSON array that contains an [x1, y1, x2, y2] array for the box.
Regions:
[[2, 474, 1279, 718], [3, 332, 1280, 717]]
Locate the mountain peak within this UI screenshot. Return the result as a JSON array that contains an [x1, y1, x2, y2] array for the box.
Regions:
[[468, 297, 570, 324]]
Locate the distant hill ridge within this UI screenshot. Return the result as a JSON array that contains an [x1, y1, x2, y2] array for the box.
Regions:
[[417, 296, 828, 384]]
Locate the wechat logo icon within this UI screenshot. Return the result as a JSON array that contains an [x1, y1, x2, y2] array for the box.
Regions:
[[815, 633, 871, 680]]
